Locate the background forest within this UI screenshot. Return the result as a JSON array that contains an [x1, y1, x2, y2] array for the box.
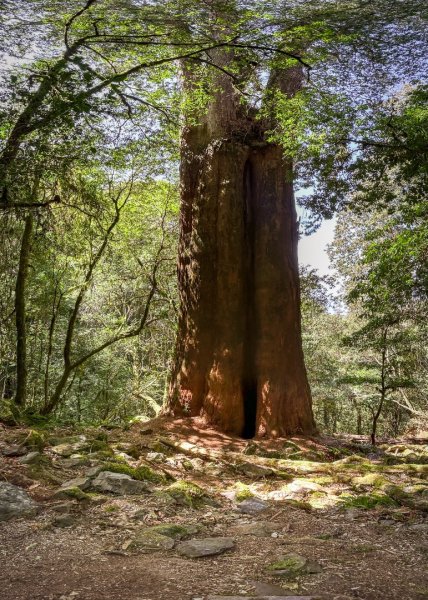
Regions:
[[0, 0, 427, 441]]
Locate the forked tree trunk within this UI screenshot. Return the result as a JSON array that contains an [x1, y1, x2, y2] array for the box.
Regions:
[[165, 61, 316, 438]]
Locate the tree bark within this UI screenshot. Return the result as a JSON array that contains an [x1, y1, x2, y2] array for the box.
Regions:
[[14, 213, 34, 407], [165, 60, 315, 438]]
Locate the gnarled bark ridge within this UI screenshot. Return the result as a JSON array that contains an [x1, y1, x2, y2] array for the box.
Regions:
[[165, 60, 316, 438]]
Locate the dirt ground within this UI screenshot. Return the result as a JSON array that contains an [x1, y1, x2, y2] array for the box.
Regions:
[[0, 418, 427, 600]]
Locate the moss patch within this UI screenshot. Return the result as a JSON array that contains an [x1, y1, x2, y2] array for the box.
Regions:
[[100, 461, 166, 483], [147, 523, 198, 540], [23, 429, 46, 450], [235, 482, 255, 501], [166, 480, 208, 507], [283, 499, 312, 512], [339, 492, 396, 510], [55, 486, 91, 501]]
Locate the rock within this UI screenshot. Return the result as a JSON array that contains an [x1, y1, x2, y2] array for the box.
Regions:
[[286, 479, 324, 495], [60, 477, 92, 491], [165, 480, 209, 507], [176, 537, 234, 558], [236, 461, 275, 478], [60, 456, 90, 468], [145, 523, 199, 540], [51, 502, 74, 513], [52, 514, 76, 528], [0, 482, 38, 521], [231, 521, 280, 537], [53, 487, 90, 501], [237, 498, 269, 514], [19, 451, 42, 464], [91, 471, 151, 495], [146, 451, 166, 463], [51, 440, 89, 457], [139, 427, 154, 435], [127, 530, 175, 553], [268, 553, 322, 579], [2, 445, 27, 457], [85, 465, 104, 478]]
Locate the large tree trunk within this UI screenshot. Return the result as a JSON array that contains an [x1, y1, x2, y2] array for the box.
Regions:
[[14, 213, 34, 407], [165, 60, 315, 438]]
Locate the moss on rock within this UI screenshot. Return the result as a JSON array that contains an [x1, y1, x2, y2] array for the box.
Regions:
[[234, 482, 255, 502], [166, 480, 208, 507], [54, 486, 91, 501], [100, 461, 166, 483]]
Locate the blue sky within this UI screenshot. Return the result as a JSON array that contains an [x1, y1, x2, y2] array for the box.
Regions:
[[298, 218, 336, 276]]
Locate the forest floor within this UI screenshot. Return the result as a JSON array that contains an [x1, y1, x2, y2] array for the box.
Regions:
[[0, 417, 427, 600]]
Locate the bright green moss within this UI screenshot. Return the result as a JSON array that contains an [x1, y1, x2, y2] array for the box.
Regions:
[[235, 482, 255, 502], [166, 480, 207, 507], [101, 461, 165, 483], [339, 492, 397, 510]]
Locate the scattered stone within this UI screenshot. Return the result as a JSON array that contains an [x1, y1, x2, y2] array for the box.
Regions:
[[51, 502, 74, 513], [60, 456, 90, 468], [166, 480, 209, 507], [231, 521, 280, 537], [268, 553, 322, 579], [91, 471, 151, 495], [2, 445, 27, 457], [140, 427, 154, 435], [237, 498, 269, 514], [236, 461, 275, 478], [0, 482, 38, 521], [127, 530, 175, 553], [51, 444, 81, 457], [53, 486, 90, 501], [146, 523, 199, 540], [176, 537, 234, 558], [286, 479, 324, 495], [132, 508, 148, 521], [85, 466, 104, 478], [52, 514, 76, 528], [60, 477, 92, 491], [146, 451, 166, 462], [19, 451, 42, 464]]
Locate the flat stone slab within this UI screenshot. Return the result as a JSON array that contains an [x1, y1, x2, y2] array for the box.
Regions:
[[231, 521, 280, 537], [236, 461, 276, 477], [127, 530, 175, 553], [176, 537, 234, 558], [91, 471, 150, 495], [268, 553, 322, 579], [60, 477, 92, 491], [0, 482, 38, 521], [18, 451, 42, 464], [237, 498, 269, 514], [2, 445, 27, 457]]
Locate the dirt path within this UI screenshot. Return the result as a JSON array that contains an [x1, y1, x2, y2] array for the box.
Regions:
[[1, 420, 427, 600]]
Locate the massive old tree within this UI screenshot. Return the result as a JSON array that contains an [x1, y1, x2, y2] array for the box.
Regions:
[[165, 51, 316, 437], [164, 0, 426, 438]]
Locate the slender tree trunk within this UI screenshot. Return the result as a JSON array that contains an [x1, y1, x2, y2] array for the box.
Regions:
[[14, 213, 34, 407], [165, 60, 315, 438]]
